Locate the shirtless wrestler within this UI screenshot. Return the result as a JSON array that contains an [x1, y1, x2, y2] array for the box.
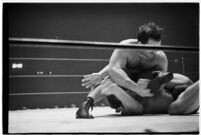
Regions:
[[76, 22, 199, 118]]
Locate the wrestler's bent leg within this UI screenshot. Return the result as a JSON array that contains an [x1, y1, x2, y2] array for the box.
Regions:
[[168, 81, 199, 115], [76, 77, 115, 118]]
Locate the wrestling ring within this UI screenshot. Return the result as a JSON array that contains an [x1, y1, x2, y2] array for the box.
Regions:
[[8, 38, 199, 133]]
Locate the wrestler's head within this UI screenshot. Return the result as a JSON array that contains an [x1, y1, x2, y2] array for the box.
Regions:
[[137, 22, 163, 46]]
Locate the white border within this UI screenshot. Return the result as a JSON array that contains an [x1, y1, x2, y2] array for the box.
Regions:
[[1, 0, 200, 3], [1, 1, 200, 134]]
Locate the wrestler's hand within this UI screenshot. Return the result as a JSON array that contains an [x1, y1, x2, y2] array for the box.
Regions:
[[81, 73, 102, 89], [135, 86, 154, 97]]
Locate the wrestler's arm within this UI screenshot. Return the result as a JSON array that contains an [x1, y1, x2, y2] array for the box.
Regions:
[[97, 39, 138, 79], [82, 65, 110, 88], [108, 49, 153, 97], [98, 64, 110, 79], [108, 49, 136, 87], [82, 39, 139, 89]]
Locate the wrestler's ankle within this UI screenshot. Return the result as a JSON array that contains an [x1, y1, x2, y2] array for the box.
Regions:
[[79, 97, 94, 110], [86, 97, 94, 103], [86, 97, 94, 109]]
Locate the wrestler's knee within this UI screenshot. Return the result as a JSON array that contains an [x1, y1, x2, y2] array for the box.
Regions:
[[101, 83, 119, 95], [99, 77, 114, 88], [174, 73, 193, 85]]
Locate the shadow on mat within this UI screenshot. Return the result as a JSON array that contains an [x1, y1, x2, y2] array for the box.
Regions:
[[95, 113, 199, 118], [94, 113, 166, 118], [95, 113, 121, 118]]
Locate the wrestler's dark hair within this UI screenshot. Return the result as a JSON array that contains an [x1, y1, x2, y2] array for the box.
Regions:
[[137, 22, 163, 44]]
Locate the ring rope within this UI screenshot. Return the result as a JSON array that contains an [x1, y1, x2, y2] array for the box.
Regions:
[[9, 57, 109, 61], [9, 37, 199, 52], [9, 91, 89, 96]]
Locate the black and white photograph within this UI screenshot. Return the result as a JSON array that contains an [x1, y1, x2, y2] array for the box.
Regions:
[[3, 2, 200, 134]]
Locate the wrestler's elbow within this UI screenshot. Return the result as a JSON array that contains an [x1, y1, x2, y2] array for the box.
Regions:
[[186, 78, 193, 85], [107, 67, 117, 80], [108, 66, 114, 74], [175, 74, 193, 85], [108, 66, 118, 77], [182, 77, 193, 86]]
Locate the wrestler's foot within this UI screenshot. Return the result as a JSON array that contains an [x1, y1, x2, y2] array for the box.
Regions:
[[76, 97, 94, 119], [148, 72, 173, 94]]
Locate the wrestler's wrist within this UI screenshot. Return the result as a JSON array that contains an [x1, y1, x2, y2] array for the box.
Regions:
[[99, 72, 108, 80]]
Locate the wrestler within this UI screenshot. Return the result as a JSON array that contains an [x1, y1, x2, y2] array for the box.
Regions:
[[76, 22, 199, 118], [76, 22, 167, 118]]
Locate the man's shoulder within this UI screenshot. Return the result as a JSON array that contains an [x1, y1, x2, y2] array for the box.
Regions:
[[120, 39, 138, 45], [156, 50, 167, 61], [113, 39, 137, 54], [115, 39, 138, 54], [156, 50, 166, 56]]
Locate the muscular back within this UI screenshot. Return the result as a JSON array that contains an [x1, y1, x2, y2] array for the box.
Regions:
[[126, 50, 159, 71], [112, 39, 168, 78]]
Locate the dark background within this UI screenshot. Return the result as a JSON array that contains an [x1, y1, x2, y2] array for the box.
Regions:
[[9, 3, 199, 46], [8, 3, 199, 110]]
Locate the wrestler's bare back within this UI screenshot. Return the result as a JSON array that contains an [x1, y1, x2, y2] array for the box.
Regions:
[[119, 49, 167, 75]]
